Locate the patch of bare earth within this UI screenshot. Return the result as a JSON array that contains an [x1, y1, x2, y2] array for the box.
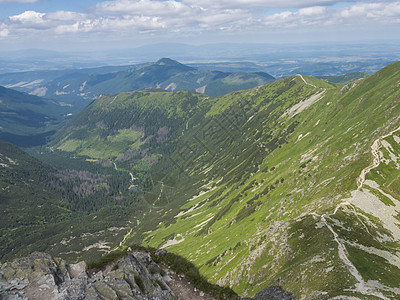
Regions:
[[166, 270, 216, 300]]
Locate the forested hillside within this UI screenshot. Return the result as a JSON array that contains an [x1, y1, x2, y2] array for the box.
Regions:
[[0, 140, 136, 261]]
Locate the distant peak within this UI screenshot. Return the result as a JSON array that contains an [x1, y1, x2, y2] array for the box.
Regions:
[[156, 58, 180, 65], [153, 58, 194, 71]]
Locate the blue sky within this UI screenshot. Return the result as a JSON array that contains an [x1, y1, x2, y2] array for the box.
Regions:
[[0, 0, 399, 51]]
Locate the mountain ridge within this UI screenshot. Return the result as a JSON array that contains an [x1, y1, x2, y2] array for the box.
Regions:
[[3, 61, 400, 299], [0, 58, 275, 115], [39, 58, 274, 102], [120, 62, 400, 298]]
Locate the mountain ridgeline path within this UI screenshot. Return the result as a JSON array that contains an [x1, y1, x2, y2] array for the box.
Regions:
[[320, 124, 400, 300], [357, 126, 400, 190]]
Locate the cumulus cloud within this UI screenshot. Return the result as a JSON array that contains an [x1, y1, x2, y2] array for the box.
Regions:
[[298, 6, 327, 16], [93, 0, 252, 32], [47, 10, 87, 22], [9, 10, 44, 23], [262, 6, 329, 28], [181, 0, 352, 9], [262, 1, 400, 28], [93, 0, 251, 29], [339, 2, 400, 20], [54, 15, 167, 34], [95, 0, 191, 16], [4, 10, 87, 32], [0, 0, 399, 41]]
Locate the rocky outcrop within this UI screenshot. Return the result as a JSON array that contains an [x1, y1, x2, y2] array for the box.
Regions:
[[0, 252, 173, 300], [0, 252, 296, 300]]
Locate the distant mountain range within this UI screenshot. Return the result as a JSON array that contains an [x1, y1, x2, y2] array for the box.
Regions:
[[0, 58, 274, 113], [1, 42, 399, 76]]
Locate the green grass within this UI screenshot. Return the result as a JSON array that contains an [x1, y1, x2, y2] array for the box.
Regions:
[[317, 71, 371, 85], [347, 245, 400, 288], [135, 63, 400, 298]]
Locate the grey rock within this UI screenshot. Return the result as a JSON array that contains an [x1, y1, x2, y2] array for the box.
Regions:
[[0, 252, 174, 300], [155, 249, 169, 256], [66, 261, 86, 279], [1, 252, 297, 300], [0, 294, 28, 300], [162, 275, 172, 282], [251, 286, 296, 300]]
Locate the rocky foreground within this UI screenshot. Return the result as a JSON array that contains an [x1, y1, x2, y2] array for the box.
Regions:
[[0, 252, 296, 300]]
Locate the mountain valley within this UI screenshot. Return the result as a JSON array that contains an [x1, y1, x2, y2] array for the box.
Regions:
[[1, 60, 400, 299]]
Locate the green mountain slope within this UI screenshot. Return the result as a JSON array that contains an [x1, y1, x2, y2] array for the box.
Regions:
[[0, 86, 67, 146], [36, 61, 400, 299], [157, 69, 274, 97], [0, 140, 72, 259], [50, 89, 209, 173], [317, 71, 371, 85], [134, 63, 400, 299]]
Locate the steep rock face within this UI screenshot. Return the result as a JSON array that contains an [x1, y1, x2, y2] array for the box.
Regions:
[[0, 252, 173, 300]]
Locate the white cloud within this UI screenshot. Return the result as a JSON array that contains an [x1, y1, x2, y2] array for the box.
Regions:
[[93, 0, 251, 31], [195, 9, 251, 29], [181, 0, 352, 9], [5, 10, 87, 33], [101, 15, 166, 32], [262, 6, 328, 27], [54, 15, 166, 34], [47, 11, 87, 22], [55, 20, 98, 34], [298, 6, 327, 16], [0, 0, 399, 43], [262, 2, 400, 28], [9, 10, 45, 24], [0, 28, 8, 37], [339, 2, 400, 21], [95, 0, 191, 16]]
